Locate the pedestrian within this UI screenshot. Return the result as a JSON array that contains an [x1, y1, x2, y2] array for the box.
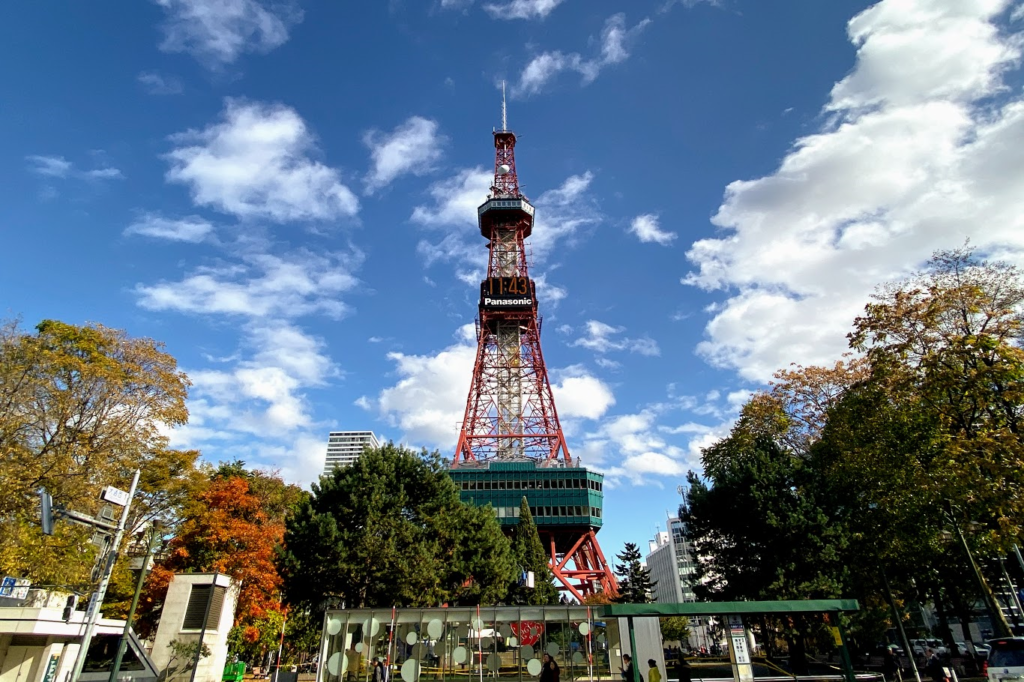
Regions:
[[676, 657, 692, 682], [883, 647, 900, 682], [621, 655, 643, 682], [372, 657, 387, 682], [648, 659, 661, 682], [540, 653, 560, 682], [924, 649, 944, 682]]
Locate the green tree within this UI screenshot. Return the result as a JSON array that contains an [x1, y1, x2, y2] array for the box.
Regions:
[[660, 617, 690, 645], [507, 497, 559, 605], [279, 443, 515, 612], [613, 543, 655, 603], [0, 319, 191, 588]]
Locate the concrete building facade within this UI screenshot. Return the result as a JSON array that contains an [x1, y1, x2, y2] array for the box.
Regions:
[[323, 431, 379, 476], [150, 573, 238, 682]]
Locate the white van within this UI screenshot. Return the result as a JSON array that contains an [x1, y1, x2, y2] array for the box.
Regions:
[[985, 638, 1024, 682]]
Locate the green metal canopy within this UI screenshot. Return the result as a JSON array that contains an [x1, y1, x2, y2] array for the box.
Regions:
[[599, 599, 860, 617]]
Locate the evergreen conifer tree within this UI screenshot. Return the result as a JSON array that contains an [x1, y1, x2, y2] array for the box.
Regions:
[[507, 497, 560, 604], [613, 542, 656, 603]]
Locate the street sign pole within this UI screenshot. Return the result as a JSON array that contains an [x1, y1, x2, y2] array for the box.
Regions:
[[69, 470, 140, 682], [108, 524, 160, 682]]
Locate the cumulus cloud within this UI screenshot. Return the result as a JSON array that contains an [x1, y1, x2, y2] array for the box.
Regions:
[[124, 213, 214, 242], [579, 410, 691, 486], [154, 0, 302, 67], [572, 320, 660, 356], [176, 322, 336, 440], [629, 213, 676, 245], [683, 0, 1024, 382], [512, 13, 651, 97], [483, 0, 566, 20], [135, 249, 360, 318], [165, 99, 359, 222], [371, 329, 478, 448], [137, 71, 183, 95], [364, 117, 446, 194]]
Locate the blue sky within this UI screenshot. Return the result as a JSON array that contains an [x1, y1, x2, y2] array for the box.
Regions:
[[3, 0, 1024, 559]]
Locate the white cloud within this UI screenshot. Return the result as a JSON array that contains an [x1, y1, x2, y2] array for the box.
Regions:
[[373, 336, 478, 448], [135, 249, 360, 318], [176, 322, 336, 439], [165, 98, 358, 222], [572, 320, 660, 356], [154, 0, 302, 67], [26, 156, 72, 178], [364, 117, 446, 194], [138, 71, 183, 95], [580, 410, 692, 486], [124, 213, 214, 242], [483, 0, 566, 20], [550, 367, 616, 420], [411, 166, 492, 227], [511, 13, 651, 97], [26, 155, 122, 181], [683, 0, 1024, 382], [629, 213, 676, 245]]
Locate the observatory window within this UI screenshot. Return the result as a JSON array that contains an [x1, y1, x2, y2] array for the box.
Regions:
[[574, 506, 583, 516], [512, 505, 520, 517], [543, 480, 551, 489], [498, 480, 506, 490]]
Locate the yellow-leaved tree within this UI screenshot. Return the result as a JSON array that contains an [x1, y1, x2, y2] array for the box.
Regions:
[[0, 319, 192, 589]]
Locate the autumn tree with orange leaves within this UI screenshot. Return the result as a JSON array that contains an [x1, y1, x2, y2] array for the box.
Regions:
[[137, 462, 304, 659]]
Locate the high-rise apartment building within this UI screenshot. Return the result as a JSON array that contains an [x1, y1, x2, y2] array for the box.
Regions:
[[645, 489, 699, 604], [323, 431, 379, 475]]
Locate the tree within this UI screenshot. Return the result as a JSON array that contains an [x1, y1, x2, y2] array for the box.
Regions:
[[137, 466, 301, 644], [613, 543, 655, 603], [0, 319, 191, 588], [507, 497, 560, 605], [660, 617, 690, 644], [279, 443, 515, 612], [847, 246, 1024, 548]]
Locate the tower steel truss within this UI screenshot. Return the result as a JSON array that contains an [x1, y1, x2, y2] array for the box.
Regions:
[[451, 115, 617, 600]]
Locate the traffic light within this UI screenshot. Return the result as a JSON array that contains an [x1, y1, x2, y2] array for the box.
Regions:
[[62, 595, 78, 621], [40, 489, 54, 536]]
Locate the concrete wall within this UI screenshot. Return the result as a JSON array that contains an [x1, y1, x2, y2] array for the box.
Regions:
[[150, 574, 237, 682]]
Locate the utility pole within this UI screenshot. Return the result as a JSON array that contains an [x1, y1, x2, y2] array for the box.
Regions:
[[70, 470, 141, 682], [108, 524, 161, 682]]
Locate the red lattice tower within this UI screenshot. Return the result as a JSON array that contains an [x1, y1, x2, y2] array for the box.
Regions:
[[451, 103, 618, 600]]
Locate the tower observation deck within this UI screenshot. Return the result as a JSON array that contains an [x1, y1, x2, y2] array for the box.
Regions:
[[449, 97, 617, 602]]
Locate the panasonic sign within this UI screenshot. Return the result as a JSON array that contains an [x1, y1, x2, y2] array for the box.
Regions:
[[482, 297, 533, 307]]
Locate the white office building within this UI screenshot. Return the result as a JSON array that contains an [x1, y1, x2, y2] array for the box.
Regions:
[[323, 431, 379, 475]]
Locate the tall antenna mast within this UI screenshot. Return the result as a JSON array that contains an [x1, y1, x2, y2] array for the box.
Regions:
[[501, 81, 507, 132]]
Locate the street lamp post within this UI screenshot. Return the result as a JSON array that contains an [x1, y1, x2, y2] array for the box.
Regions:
[[944, 501, 1012, 638]]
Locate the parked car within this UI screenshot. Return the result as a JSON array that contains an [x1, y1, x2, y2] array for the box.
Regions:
[[985, 637, 1024, 681], [976, 643, 992, 658], [911, 639, 948, 657]]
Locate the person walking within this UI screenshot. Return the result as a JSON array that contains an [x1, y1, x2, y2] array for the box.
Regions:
[[883, 647, 901, 682], [540, 654, 560, 682], [647, 660, 661, 682], [924, 649, 944, 682], [621, 655, 643, 682]]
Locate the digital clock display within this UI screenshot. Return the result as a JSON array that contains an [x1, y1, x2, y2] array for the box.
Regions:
[[480, 277, 535, 309]]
